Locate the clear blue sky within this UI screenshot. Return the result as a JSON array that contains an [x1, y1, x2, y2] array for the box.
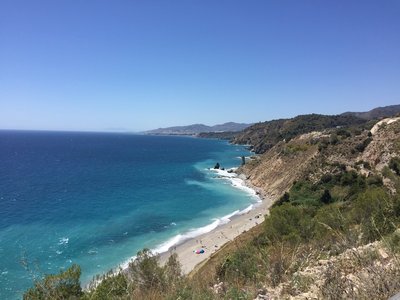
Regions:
[[1, 0, 399, 131]]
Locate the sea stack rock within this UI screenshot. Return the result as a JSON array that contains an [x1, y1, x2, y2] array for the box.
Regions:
[[214, 162, 220, 169], [241, 156, 246, 165]]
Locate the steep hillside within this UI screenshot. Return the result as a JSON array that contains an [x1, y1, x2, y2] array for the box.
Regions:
[[239, 132, 320, 198], [342, 104, 400, 120], [233, 114, 368, 154], [197, 131, 239, 140], [239, 117, 400, 200]]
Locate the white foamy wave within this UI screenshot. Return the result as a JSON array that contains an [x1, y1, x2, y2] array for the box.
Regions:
[[153, 234, 184, 254], [152, 211, 243, 255], [220, 210, 240, 221], [120, 255, 137, 270], [58, 237, 69, 245], [210, 168, 237, 178], [229, 178, 258, 198], [238, 204, 254, 215], [163, 222, 177, 229], [210, 169, 261, 202]]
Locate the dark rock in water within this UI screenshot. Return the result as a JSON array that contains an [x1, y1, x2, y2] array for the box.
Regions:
[[241, 156, 246, 165], [227, 169, 234, 173], [214, 162, 220, 169], [221, 167, 225, 170]]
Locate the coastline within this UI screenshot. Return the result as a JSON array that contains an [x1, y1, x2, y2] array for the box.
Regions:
[[153, 168, 273, 275], [87, 158, 273, 288], [158, 185, 272, 274]]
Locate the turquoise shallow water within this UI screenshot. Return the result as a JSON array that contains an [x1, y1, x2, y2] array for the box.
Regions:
[[0, 131, 257, 299]]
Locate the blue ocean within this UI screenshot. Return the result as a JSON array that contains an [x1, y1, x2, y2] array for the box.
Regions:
[[0, 131, 257, 299]]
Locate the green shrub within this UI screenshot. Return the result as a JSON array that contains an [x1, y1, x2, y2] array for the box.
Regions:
[[264, 204, 315, 244], [23, 264, 82, 300], [389, 157, 400, 176], [352, 188, 397, 242], [273, 192, 290, 207], [217, 246, 259, 283], [355, 137, 372, 152], [289, 181, 320, 205], [320, 174, 333, 184], [336, 129, 351, 138], [224, 286, 252, 299], [339, 171, 359, 186], [318, 142, 329, 152], [329, 134, 339, 145], [366, 174, 383, 186], [87, 272, 128, 299], [320, 189, 333, 204], [167, 284, 215, 300], [387, 231, 400, 254], [313, 205, 353, 252], [283, 143, 309, 155]]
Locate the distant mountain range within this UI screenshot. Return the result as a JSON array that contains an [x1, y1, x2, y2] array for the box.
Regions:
[[341, 104, 400, 120], [233, 104, 400, 154], [144, 104, 400, 137], [144, 122, 252, 135]]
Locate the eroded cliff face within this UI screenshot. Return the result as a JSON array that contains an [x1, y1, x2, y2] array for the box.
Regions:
[[362, 117, 400, 171], [238, 133, 319, 199]]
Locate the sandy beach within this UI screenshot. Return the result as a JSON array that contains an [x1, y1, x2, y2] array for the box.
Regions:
[[158, 178, 273, 274]]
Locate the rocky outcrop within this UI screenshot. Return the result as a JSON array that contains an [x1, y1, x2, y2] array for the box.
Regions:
[[363, 117, 400, 171]]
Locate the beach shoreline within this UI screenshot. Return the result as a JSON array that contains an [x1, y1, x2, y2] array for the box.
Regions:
[[87, 164, 273, 289], [154, 166, 274, 275], [157, 175, 272, 275]]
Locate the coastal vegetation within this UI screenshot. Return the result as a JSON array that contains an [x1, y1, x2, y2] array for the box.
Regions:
[[23, 110, 400, 299], [24, 182, 400, 299], [232, 114, 369, 154]]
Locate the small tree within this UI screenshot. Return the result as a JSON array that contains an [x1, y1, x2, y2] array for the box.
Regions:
[[273, 192, 290, 207], [320, 189, 333, 204], [128, 249, 165, 291], [164, 253, 181, 281]]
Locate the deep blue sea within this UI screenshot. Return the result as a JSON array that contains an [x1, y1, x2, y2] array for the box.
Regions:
[[0, 131, 257, 299]]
